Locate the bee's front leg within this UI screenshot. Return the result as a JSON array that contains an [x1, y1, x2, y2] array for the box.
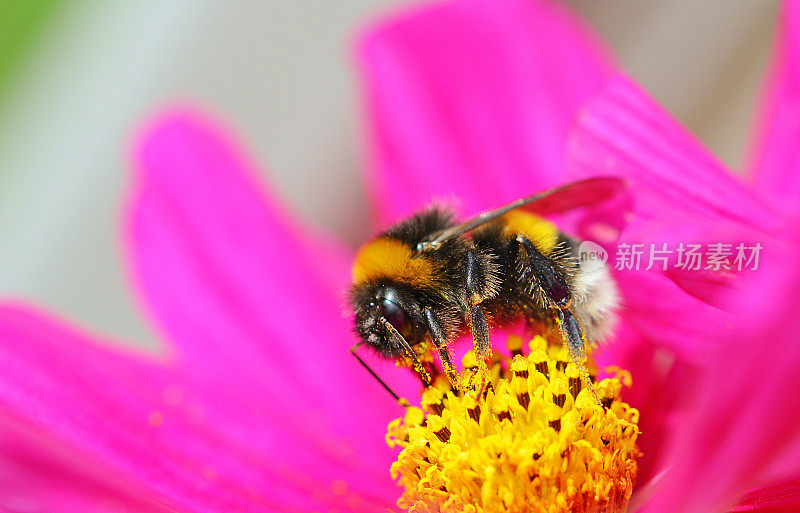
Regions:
[[424, 308, 459, 389], [465, 250, 491, 362]]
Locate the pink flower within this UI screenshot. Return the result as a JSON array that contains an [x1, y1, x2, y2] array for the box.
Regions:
[[1, 1, 799, 512]]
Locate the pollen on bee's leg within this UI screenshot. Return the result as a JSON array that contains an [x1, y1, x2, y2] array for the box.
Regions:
[[395, 341, 434, 386], [555, 309, 602, 404], [386, 335, 641, 513], [435, 345, 461, 391]]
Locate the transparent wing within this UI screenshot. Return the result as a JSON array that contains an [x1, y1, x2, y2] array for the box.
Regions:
[[420, 177, 626, 248]]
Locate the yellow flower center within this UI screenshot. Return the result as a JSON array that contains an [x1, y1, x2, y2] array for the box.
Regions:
[[386, 336, 641, 513]]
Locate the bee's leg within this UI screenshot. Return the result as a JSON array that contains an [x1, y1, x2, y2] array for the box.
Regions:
[[556, 308, 599, 404], [516, 236, 571, 307], [380, 317, 432, 387], [516, 236, 599, 402], [424, 308, 459, 389], [465, 250, 491, 379], [350, 341, 409, 407]]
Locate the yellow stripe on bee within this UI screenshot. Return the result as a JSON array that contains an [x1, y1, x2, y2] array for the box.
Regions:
[[352, 237, 437, 288], [502, 210, 559, 254]]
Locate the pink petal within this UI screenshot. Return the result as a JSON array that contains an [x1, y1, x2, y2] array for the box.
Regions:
[[565, 74, 800, 507], [567, 74, 780, 235], [125, 107, 411, 480], [566, 74, 783, 361], [747, 0, 800, 214], [0, 304, 175, 512], [637, 229, 800, 513], [0, 303, 398, 512], [732, 476, 800, 513], [355, 0, 614, 226], [0, 413, 172, 513], [755, 430, 800, 485], [0, 304, 248, 512]]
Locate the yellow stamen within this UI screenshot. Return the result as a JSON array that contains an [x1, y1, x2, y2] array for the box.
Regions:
[[386, 336, 641, 513]]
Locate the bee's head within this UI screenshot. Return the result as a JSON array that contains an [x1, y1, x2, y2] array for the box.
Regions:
[[350, 280, 426, 358]]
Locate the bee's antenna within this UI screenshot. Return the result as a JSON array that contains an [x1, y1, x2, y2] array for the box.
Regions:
[[350, 341, 408, 407]]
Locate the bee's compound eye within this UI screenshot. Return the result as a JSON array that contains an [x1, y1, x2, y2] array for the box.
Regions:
[[380, 298, 413, 339]]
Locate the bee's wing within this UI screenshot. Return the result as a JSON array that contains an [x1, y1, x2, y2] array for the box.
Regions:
[[422, 177, 626, 247]]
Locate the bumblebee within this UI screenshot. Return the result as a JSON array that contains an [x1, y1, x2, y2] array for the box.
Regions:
[[349, 178, 623, 397]]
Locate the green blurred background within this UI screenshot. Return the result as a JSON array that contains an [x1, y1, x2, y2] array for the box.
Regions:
[[0, 1, 778, 350]]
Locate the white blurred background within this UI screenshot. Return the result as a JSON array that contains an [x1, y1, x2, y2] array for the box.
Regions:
[[0, 1, 778, 349]]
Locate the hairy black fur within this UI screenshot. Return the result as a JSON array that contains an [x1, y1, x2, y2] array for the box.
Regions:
[[349, 205, 591, 359]]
